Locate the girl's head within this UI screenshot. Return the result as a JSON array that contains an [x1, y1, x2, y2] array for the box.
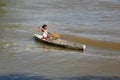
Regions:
[[42, 24, 48, 32]]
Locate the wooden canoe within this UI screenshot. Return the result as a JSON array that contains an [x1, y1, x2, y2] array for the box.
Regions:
[[34, 34, 86, 51]]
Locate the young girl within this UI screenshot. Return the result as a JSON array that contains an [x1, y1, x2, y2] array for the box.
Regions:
[[38, 24, 52, 40]]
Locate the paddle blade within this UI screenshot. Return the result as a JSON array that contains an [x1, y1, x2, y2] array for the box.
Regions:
[[50, 32, 60, 38], [53, 33, 60, 38]]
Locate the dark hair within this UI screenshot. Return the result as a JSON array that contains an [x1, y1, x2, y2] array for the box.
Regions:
[[42, 24, 47, 29], [41, 24, 47, 32]]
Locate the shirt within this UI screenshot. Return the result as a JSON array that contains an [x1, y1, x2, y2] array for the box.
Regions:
[[42, 30, 48, 38]]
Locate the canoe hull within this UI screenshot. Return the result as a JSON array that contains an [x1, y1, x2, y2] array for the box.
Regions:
[[34, 34, 86, 51]]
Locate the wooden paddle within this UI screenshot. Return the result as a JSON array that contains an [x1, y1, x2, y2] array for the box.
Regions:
[[48, 32, 60, 39], [39, 27, 60, 39]]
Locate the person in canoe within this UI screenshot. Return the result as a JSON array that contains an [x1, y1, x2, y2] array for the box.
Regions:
[[38, 24, 52, 41], [38, 24, 60, 40]]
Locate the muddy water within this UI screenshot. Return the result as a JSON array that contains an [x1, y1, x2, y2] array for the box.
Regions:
[[0, 0, 120, 79]]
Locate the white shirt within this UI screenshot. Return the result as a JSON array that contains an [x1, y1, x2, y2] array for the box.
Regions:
[[42, 31, 48, 38]]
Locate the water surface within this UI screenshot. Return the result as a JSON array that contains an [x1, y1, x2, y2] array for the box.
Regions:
[[0, 0, 120, 80]]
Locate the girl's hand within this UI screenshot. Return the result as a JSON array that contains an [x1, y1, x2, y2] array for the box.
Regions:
[[38, 26, 41, 32]]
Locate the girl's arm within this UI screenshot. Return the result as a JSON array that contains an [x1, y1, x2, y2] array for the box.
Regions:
[[38, 26, 41, 32]]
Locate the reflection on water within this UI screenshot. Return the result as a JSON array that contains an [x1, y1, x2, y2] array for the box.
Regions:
[[0, 73, 51, 80], [0, 73, 119, 80], [0, 0, 7, 17], [0, 0, 19, 17], [0, 0, 120, 79]]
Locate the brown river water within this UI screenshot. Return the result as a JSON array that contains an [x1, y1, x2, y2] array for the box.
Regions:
[[0, 0, 120, 80]]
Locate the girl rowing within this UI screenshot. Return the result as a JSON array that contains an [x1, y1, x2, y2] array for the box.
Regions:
[[38, 24, 52, 41]]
